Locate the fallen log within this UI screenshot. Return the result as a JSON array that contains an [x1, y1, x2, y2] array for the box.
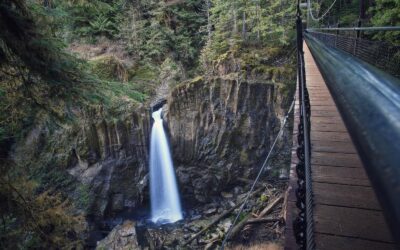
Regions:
[[228, 213, 252, 239], [280, 188, 289, 219], [257, 195, 283, 218], [228, 195, 283, 239], [182, 187, 264, 246], [237, 177, 265, 185], [245, 217, 281, 224]]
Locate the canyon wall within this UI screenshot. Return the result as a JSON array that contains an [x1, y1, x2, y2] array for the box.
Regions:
[[13, 76, 292, 219], [167, 77, 291, 203], [13, 106, 151, 219], [67, 109, 151, 218]]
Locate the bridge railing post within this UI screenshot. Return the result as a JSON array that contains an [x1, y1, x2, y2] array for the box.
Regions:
[[353, 20, 361, 55], [335, 22, 339, 48]]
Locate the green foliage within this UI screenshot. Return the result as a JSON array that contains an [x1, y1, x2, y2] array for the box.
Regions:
[[308, 0, 360, 27], [76, 184, 92, 210], [0, 1, 302, 248], [54, 0, 125, 41], [90, 55, 128, 82], [0, 0, 86, 86], [310, 0, 399, 45], [0, 3, 148, 247], [89, 13, 119, 38], [126, 0, 207, 68], [130, 64, 159, 81], [0, 176, 85, 249], [369, 0, 400, 45], [0, 0, 100, 146], [203, 0, 296, 67]]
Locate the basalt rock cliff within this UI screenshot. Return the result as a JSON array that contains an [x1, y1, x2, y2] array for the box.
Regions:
[[13, 105, 150, 220], [167, 77, 292, 203], [12, 76, 292, 222]]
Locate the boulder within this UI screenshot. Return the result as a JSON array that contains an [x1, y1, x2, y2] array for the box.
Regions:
[[96, 220, 139, 250], [111, 193, 124, 212]]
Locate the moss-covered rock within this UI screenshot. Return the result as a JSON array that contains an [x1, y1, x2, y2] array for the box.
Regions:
[[90, 55, 128, 82]]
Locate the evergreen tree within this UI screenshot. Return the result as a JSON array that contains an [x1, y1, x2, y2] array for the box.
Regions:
[[370, 0, 400, 45]]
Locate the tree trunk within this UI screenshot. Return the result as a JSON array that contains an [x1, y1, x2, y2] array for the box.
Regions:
[[206, 0, 212, 41], [256, 2, 260, 42], [233, 10, 238, 33], [242, 11, 246, 39], [359, 0, 366, 19]]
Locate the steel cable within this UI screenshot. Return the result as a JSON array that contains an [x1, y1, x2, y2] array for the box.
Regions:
[[308, 0, 338, 21], [219, 96, 295, 250]]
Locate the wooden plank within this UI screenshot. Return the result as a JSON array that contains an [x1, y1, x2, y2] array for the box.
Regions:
[[315, 233, 398, 250], [300, 41, 396, 249], [309, 101, 336, 105], [309, 95, 336, 99], [313, 175, 371, 186], [308, 90, 331, 93], [308, 82, 327, 86], [313, 165, 370, 186], [313, 165, 368, 179], [309, 95, 334, 98], [308, 85, 329, 88], [309, 99, 336, 104], [312, 151, 362, 168], [309, 96, 335, 100], [284, 227, 299, 250], [306, 75, 325, 80], [310, 110, 341, 118], [307, 86, 329, 88], [311, 140, 356, 154], [311, 123, 348, 132], [309, 102, 337, 108], [311, 131, 351, 142], [313, 182, 381, 210], [310, 102, 337, 107], [311, 116, 345, 124], [308, 84, 327, 87], [314, 205, 394, 243], [308, 88, 330, 90], [309, 97, 333, 101]]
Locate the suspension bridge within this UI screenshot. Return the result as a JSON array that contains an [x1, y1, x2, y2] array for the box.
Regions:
[[284, 1, 400, 249], [217, 0, 399, 249]]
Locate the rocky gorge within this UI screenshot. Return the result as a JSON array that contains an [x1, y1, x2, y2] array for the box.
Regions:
[[0, 1, 299, 248], [10, 75, 293, 248], [168, 77, 292, 204]]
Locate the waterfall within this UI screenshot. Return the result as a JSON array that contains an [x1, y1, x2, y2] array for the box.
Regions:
[[149, 108, 183, 224]]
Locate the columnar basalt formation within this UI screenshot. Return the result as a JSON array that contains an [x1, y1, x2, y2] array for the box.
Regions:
[[13, 77, 291, 220], [167, 77, 290, 202], [67, 109, 151, 218]]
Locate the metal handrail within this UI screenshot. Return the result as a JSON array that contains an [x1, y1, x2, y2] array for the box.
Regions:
[[306, 31, 400, 77], [305, 33, 400, 244], [292, 3, 315, 249], [307, 26, 400, 32]]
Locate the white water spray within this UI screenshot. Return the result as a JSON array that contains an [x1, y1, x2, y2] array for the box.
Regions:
[[149, 108, 183, 224]]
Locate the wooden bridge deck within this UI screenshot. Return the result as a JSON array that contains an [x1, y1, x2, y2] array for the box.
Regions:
[[284, 43, 397, 250]]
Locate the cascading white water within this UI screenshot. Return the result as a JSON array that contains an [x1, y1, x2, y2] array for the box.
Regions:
[[149, 108, 183, 224]]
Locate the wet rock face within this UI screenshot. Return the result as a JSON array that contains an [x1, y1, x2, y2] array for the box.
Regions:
[[67, 109, 151, 218], [12, 106, 151, 220], [14, 75, 290, 224], [167, 77, 289, 202]]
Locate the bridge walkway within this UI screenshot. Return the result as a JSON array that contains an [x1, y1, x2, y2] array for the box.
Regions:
[[284, 42, 397, 250]]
